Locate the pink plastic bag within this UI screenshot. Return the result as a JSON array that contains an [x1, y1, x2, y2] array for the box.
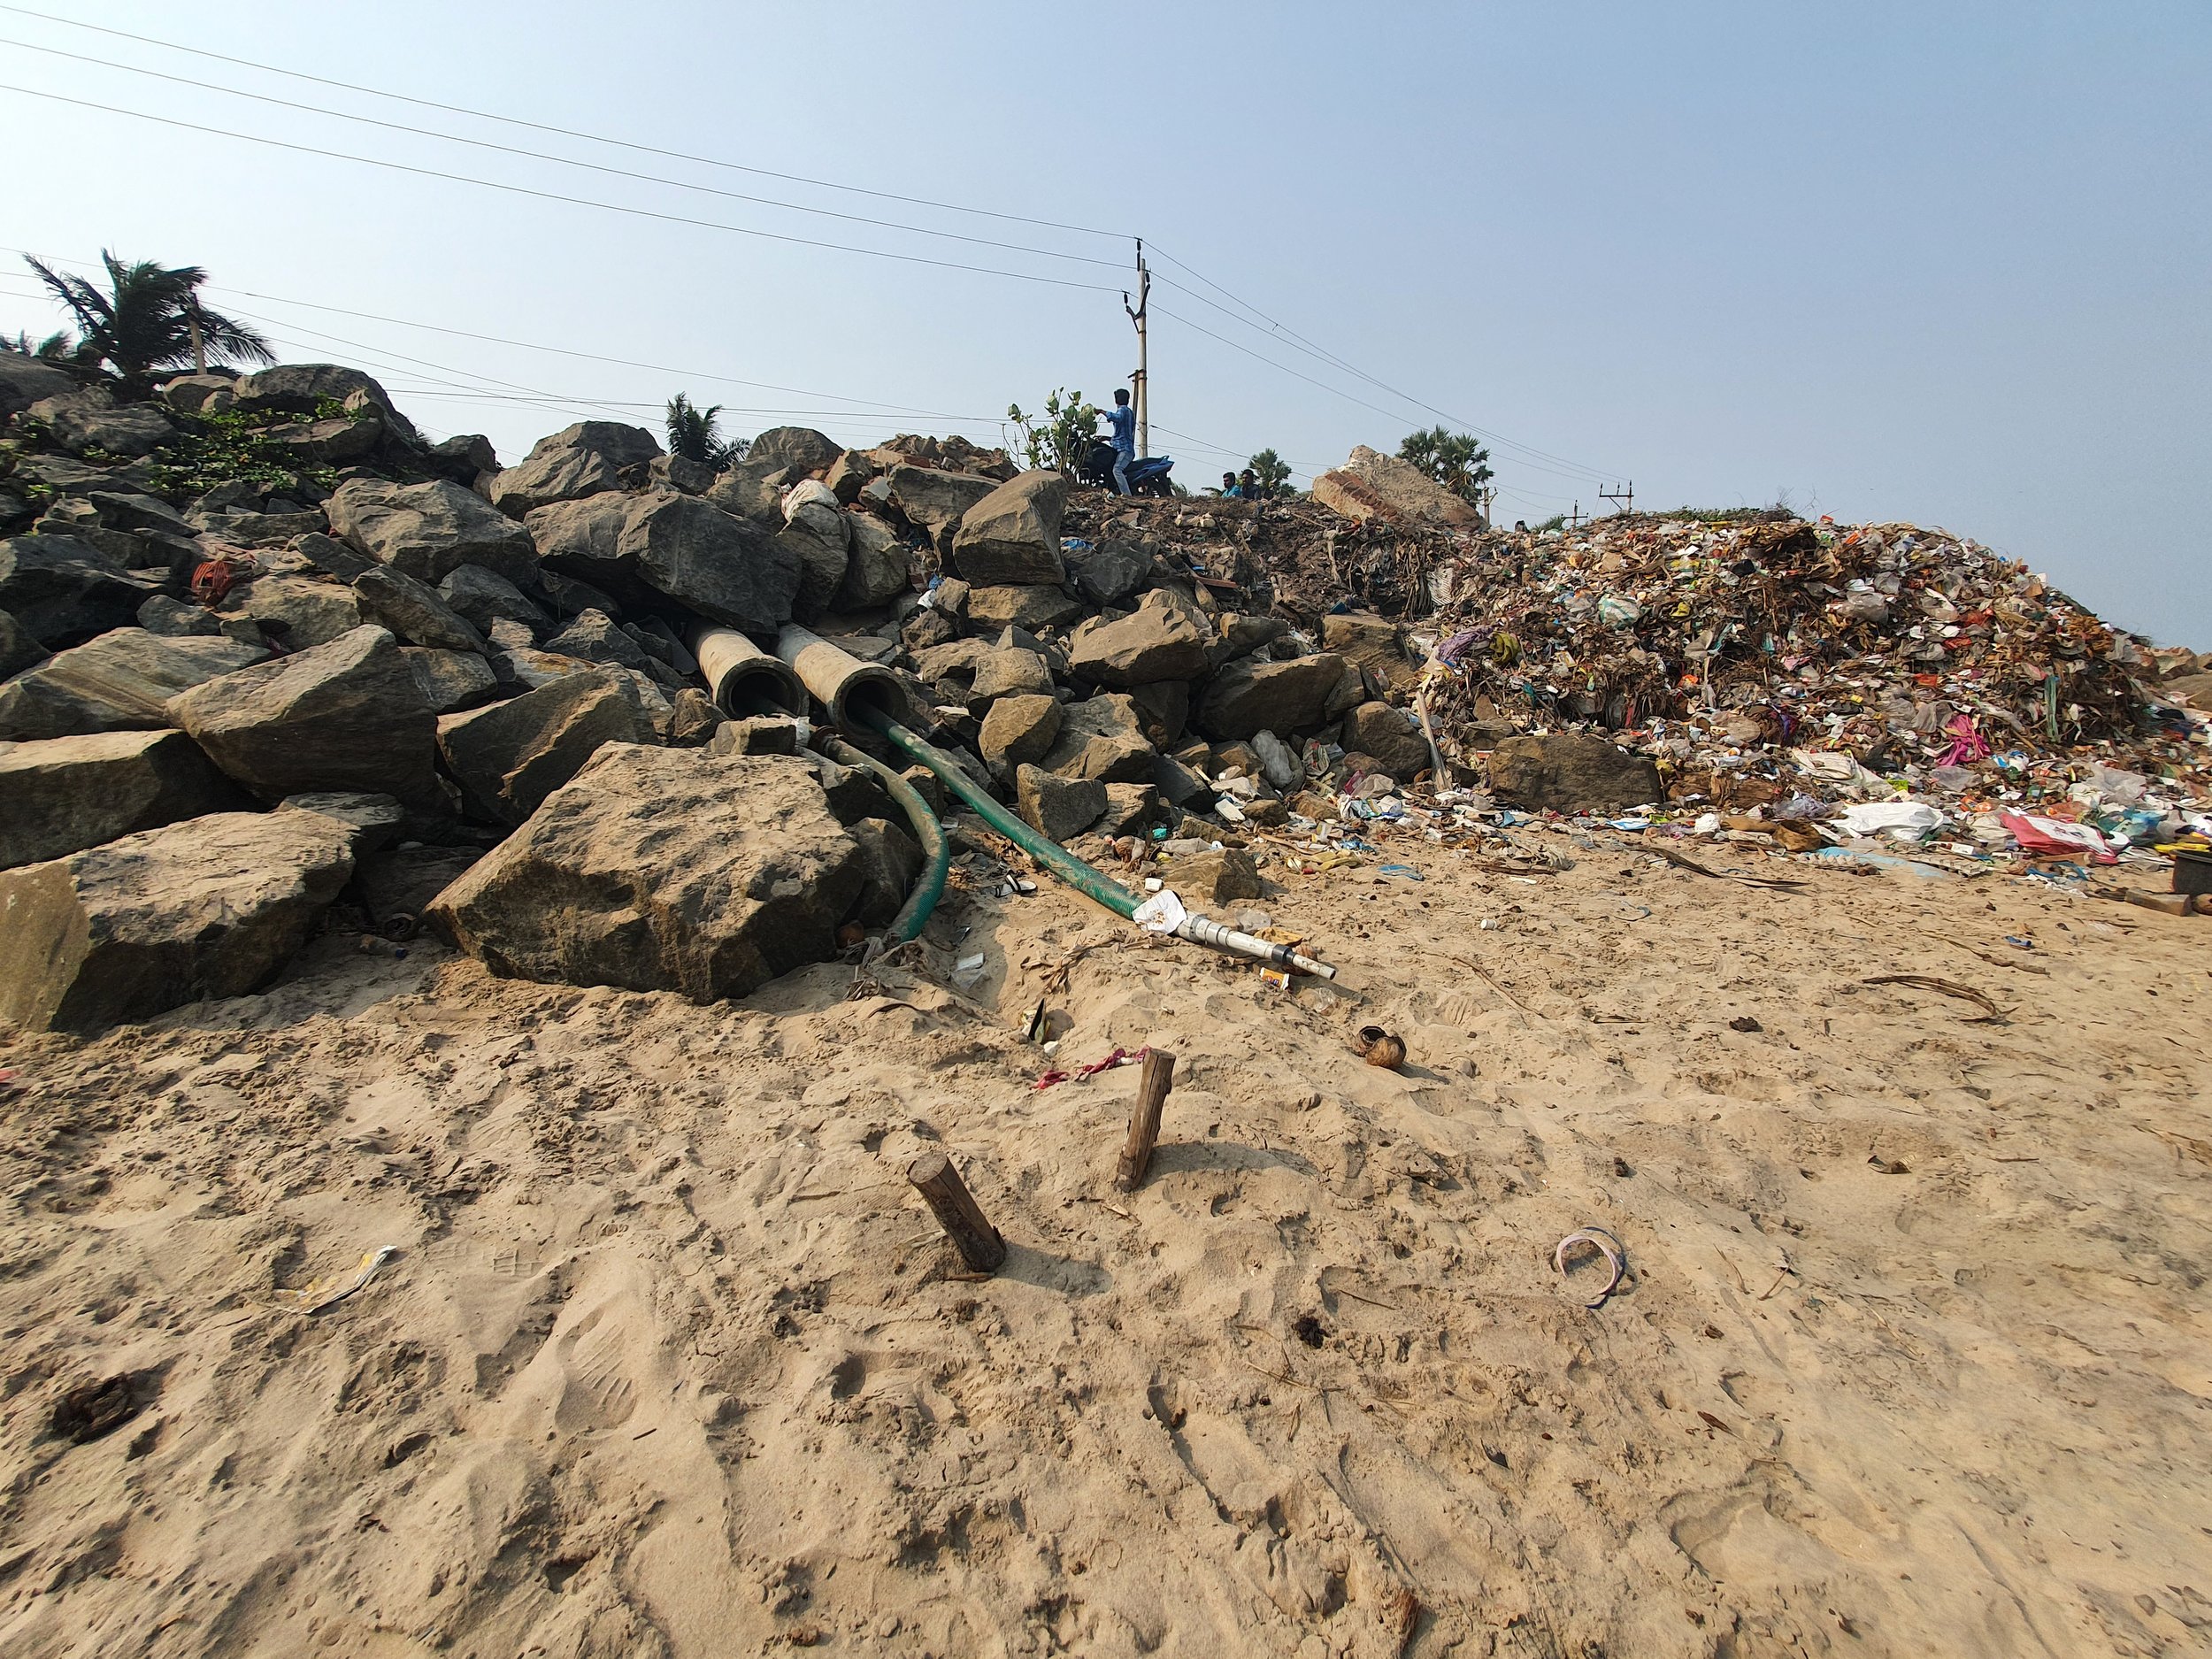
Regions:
[[2000, 810, 2115, 863]]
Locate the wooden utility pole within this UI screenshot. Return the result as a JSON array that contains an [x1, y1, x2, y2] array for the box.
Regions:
[[1125, 239, 1150, 458]]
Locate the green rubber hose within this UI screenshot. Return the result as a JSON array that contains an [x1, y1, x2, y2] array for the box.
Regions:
[[819, 732, 951, 943], [863, 710, 1141, 920]]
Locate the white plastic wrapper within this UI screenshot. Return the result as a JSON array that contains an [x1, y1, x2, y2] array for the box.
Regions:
[[782, 478, 840, 520], [1131, 889, 1187, 933], [1838, 801, 1946, 840]]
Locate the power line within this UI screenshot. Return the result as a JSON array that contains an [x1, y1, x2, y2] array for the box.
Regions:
[[0, 4, 1133, 242], [4, 245, 1016, 427], [221, 299, 1005, 428], [1152, 300, 1626, 489], [0, 86, 1126, 295], [11, 251, 1010, 447], [0, 35, 1124, 273], [12, 252, 898, 438], [1148, 421, 1327, 480], [2, 3, 1631, 489], [220, 291, 1010, 425], [1149, 256, 1620, 484], [19, 251, 661, 431], [385, 390, 1009, 431], [223, 306, 646, 430], [1148, 255, 1404, 399], [196, 304, 1008, 442], [4, 260, 1448, 487]]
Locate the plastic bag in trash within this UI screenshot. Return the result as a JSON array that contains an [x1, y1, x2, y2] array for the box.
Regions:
[[1132, 889, 1187, 933], [2000, 811, 2116, 862], [1839, 801, 1946, 841], [2087, 764, 2147, 806]]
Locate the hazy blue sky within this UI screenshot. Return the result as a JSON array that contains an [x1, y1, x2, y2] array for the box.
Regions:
[[5, 3, 2206, 642]]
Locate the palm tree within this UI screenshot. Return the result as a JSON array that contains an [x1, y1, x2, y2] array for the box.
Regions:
[[5, 327, 71, 359], [665, 392, 744, 469], [24, 251, 273, 396], [1397, 425, 1494, 504]]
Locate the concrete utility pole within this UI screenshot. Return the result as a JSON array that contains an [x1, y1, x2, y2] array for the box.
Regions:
[[187, 298, 205, 374], [1125, 238, 1149, 458], [1599, 480, 1635, 516], [1566, 501, 1586, 529]]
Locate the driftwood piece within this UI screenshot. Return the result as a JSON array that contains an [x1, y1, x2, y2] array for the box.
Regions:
[[1863, 973, 2008, 1023], [906, 1151, 1006, 1272], [1115, 1049, 1177, 1192], [1647, 842, 1808, 891]]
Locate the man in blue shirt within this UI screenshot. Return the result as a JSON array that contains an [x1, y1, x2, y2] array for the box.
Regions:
[[1103, 387, 1135, 495]]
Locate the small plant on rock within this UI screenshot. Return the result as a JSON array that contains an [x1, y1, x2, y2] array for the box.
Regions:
[[143, 404, 341, 501], [1006, 388, 1101, 474]]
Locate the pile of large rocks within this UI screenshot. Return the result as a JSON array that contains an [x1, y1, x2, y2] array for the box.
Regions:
[[0, 351, 1432, 1031]]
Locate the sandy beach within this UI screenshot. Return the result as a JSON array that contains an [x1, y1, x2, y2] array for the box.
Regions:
[[3, 822, 2206, 1658]]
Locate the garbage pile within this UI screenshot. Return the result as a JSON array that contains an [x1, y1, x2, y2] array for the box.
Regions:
[[1247, 503, 2212, 894], [1400, 514, 2203, 778]]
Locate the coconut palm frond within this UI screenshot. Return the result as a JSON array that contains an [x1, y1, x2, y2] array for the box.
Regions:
[[20, 250, 273, 392], [666, 392, 735, 469]]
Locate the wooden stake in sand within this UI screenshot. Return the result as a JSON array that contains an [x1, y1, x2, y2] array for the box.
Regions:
[[906, 1151, 1006, 1272], [1115, 1049, 1177, 1192]]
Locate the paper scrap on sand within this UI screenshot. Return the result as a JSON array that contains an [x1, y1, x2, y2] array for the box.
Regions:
[[278, 1245, 400, 1315]]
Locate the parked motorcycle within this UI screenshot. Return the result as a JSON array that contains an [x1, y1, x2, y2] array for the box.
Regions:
[[1073, 435, 1176, 497]]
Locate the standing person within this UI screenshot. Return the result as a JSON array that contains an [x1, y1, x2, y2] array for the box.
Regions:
[[1238, 467, 1261, 501], [1104, 387, 1136, 495], [1218, 472, 1240, 496]]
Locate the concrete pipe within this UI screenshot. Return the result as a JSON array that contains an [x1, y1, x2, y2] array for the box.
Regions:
[[693, 626, 806, 718], [775, 624, 910, 735]]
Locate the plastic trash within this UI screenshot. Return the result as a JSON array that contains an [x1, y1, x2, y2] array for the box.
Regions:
[[2001, 811, 2116, 863], [1839, 802, 1946, 841], [1595, 594, 1642, 628], [1811, 847, 1953, 880], [1132, 889, 1187, 933], [1554, 1227, 1627, 1310]]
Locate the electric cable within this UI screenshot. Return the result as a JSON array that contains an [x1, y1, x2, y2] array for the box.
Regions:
[[0, 4, 1133, 241], [1148, 247, 1623, 483], [4, 245, 1042, 426], [0, 86, 1127, 295], [1153, 301, 1624, 489], [2, 2, 1628, 489], [0, 36, 1124, 271]]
